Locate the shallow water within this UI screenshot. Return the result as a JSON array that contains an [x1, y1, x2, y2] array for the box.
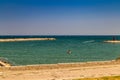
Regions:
[[0, 35, 120, 66]]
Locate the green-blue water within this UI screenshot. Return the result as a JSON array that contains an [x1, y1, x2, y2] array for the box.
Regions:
[[0, 35, 120, 66]]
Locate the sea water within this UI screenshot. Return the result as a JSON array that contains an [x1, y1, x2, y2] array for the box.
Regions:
[[0, 35, 120, 66]]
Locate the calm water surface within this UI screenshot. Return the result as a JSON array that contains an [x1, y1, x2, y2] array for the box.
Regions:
[[0, 35, 120, 66]]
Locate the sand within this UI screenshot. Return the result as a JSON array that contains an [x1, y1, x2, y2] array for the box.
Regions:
[[0, 60, 120, 80], [104, 40, 120, 43]]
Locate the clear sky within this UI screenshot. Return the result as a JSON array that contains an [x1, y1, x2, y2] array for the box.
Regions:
[[0, 0, 120, 35]]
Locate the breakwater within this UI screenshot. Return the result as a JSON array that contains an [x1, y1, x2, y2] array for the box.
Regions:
[[0, 38, 56, 42]]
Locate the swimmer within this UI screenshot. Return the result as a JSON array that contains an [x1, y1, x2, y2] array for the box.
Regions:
[[67, 50, 71, 54]]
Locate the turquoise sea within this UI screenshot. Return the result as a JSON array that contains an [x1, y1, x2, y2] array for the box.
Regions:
[[0, 35, 120, 66]]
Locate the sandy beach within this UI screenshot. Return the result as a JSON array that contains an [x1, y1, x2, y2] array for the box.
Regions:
[[0, 60, 120, 80]]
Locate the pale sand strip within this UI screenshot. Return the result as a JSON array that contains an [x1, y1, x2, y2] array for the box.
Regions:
[[0, 60, 120, 80], [104, 40, 120, 43], [0, 38, 56, 42]]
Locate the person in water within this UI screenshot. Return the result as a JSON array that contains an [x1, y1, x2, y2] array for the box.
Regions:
[[112, 36, 116, 41], [67, 50, 71, 54]]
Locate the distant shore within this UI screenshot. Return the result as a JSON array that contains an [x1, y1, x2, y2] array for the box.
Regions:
[[0, 38, 56, 42]]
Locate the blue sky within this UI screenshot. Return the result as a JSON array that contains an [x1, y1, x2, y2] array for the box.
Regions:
[[0, 0, 120, 35]]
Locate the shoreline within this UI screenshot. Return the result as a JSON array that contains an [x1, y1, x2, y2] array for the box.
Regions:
[[0, 60, 120, 80], [0, 60, 120, 70], [0, 38, 56, 42]]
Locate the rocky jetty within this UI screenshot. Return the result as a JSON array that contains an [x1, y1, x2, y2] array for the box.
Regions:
[[0, 38, 56, 42]]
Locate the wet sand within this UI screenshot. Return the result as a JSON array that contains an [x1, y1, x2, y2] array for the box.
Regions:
[[0, 60, 120, 80]]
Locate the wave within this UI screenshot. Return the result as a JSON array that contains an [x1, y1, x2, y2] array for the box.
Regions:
[[83, 40, 95, 43]]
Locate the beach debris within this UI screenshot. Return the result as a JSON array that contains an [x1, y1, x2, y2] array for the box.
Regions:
[[0, 58, 12, 67], [116, 57, 120, 61], [0, 61, 11, 67]]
